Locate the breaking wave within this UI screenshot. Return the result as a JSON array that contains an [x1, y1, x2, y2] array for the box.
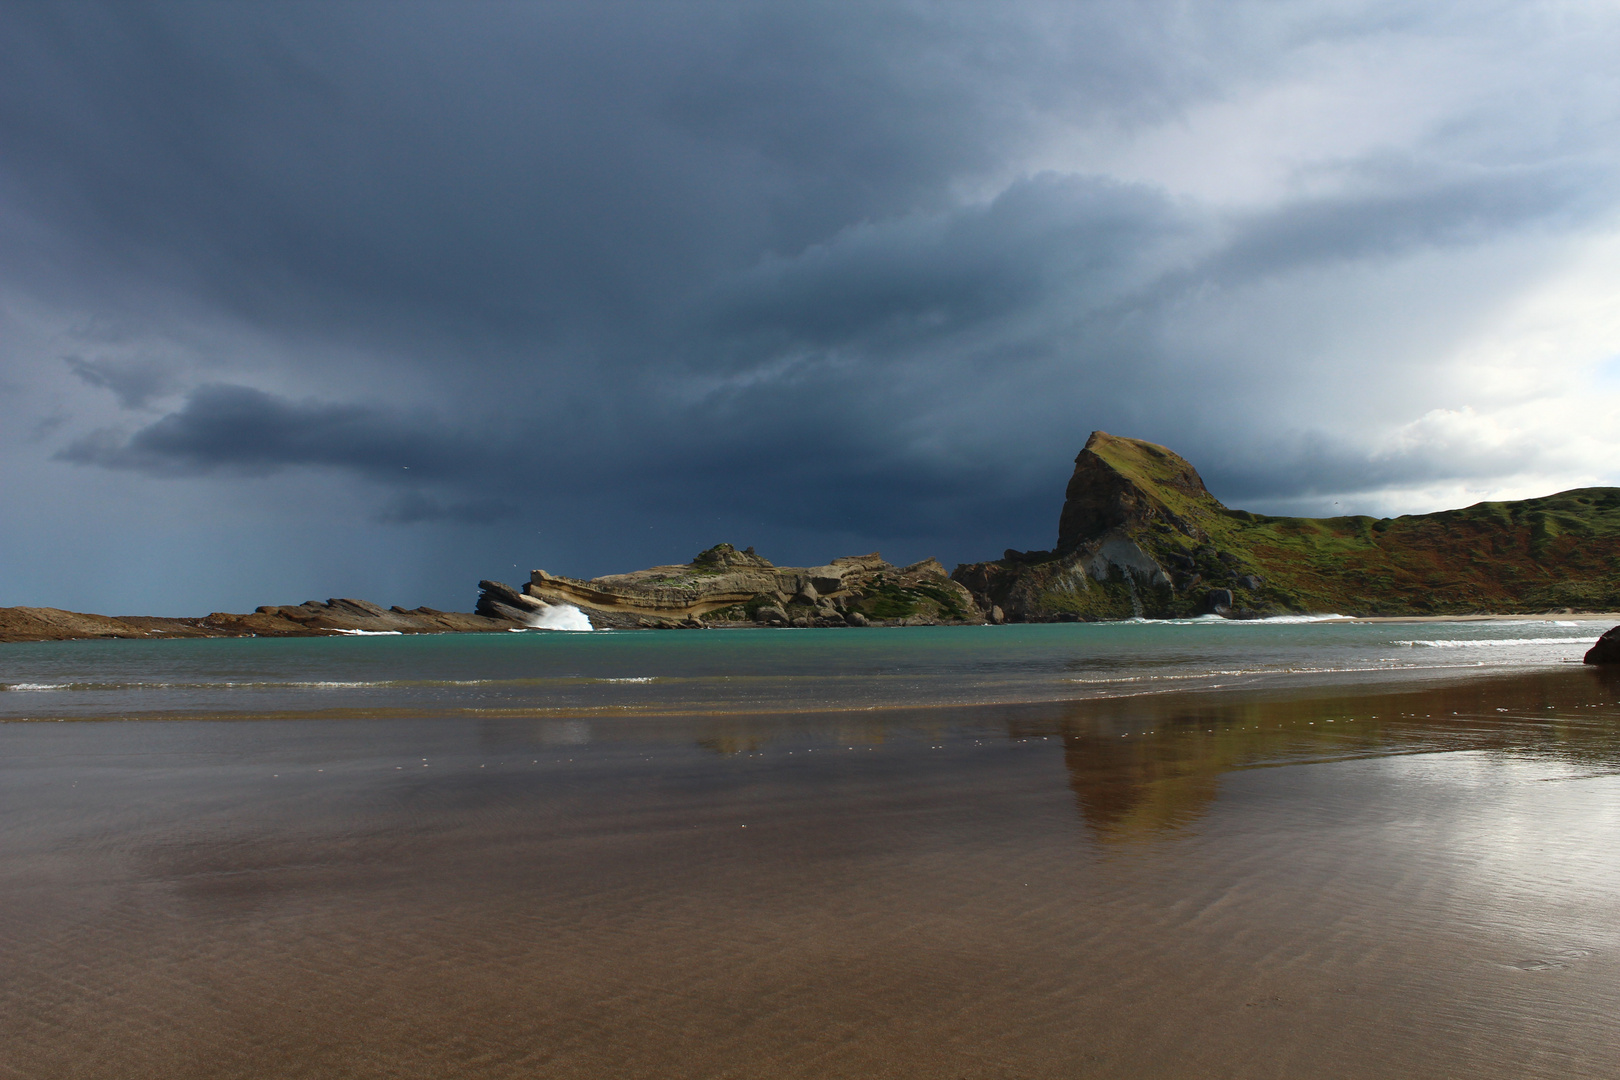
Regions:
[[517, 603, 594, 632], [1392, 637, 1594, 649], [1127, 614, 1353, 626]]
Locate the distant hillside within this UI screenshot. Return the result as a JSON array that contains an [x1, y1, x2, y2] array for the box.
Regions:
[[952, 431, 1620, 620]]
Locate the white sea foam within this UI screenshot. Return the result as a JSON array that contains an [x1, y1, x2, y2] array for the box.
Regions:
[[520, 602, 594, 632], [1241, 614, 1353, 624], [1068, 663, 1423, 684], [286, 680, 377, 688], [329, 628, 403, 636], [1142, 614, 1352, 626], [1391, 637, 1593, 648], [601, 677, 654, 683], [2, 683, 70, 691]]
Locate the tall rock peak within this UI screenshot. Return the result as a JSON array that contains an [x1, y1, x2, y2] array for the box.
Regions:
[[1055, 431, 1219, 551]]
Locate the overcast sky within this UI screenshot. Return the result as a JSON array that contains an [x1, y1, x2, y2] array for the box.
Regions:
[[3, 1, 1619, 614]]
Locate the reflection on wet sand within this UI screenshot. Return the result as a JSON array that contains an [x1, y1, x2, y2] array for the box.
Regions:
[[1038, 668, 1620, 841], [668, 667, 1620, 843], [2, 668, 1619, 1079]]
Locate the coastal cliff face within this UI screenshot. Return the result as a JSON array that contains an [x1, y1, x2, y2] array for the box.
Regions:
[[480, 544, 982, 629], [1056, 431, 1212, 551], [953, 431, 1620, 620]]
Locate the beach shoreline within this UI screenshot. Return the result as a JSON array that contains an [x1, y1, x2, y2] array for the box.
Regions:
[[3, 603, 1617, 645]]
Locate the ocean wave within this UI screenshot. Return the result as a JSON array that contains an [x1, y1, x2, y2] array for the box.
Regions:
[[328, 628, 403, 636], [285, 680, 377, 688], [517, 602, 594, 632], [1, 675, 641, 693], [1391, 637, 1594, 648], [1067, 663, 1426, 684], [1136, 614, 1352, 626]]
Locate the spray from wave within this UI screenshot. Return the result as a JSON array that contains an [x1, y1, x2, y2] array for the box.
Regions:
[[519, 602, 594, 632]]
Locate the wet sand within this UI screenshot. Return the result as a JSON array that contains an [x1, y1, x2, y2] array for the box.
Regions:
[[4, 668, 1620, 1078]]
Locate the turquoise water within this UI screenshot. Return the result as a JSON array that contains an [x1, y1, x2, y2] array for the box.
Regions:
[[0, 617, 1607, 720]]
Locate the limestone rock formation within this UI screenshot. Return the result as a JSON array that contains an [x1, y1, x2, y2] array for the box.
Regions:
[[496, 543, 981, 629], [202, 599, 515, 636]]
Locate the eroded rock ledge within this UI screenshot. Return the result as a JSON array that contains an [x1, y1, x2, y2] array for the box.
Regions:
[[0, 600, 515, 643], [478, 544, 982, 629]]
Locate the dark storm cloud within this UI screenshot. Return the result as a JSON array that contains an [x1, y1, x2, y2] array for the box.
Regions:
[[1199, 426, 1547, 506], [1210, 163, 1611, 284], [0, 1, 1089, 345], [3, 0, 1618, 600], [695, 173, 1184, 356], [376, 492, 518, 526], [55, 384, 485, 480], [63, 356, 179, 409]]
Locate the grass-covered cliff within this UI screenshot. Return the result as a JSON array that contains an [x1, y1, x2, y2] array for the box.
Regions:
[[953, 431, 1620, 620]]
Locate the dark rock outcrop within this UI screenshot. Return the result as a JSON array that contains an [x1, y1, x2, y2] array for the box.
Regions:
[[1585, 626, 1620, 665], [1056, 431, 1208, 552], [208, 599, 515, 636]]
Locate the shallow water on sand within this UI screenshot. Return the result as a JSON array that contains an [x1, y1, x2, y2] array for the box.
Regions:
[[3, 653, 1620, 1078]]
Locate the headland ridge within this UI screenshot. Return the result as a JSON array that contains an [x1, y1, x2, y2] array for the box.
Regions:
[[952, 431, 1620, 622]]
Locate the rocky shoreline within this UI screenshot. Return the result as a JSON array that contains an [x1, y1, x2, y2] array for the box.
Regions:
[[0, 548, 991, 642], [0, 599, 514, 643]]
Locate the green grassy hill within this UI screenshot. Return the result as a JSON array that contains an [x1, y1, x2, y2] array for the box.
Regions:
[[953, 432, 1620, 619]]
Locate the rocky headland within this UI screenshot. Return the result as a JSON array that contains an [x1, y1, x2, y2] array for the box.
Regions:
[[951, 431, 1620, 621]]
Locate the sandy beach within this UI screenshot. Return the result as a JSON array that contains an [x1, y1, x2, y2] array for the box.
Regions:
[[4, 660, 1619, 1079]]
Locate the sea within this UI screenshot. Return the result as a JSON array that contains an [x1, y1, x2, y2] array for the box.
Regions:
[[4, 617, 1619, 1078]]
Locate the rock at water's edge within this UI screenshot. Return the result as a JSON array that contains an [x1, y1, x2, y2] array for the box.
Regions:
[[1585, 626, 1620, 665]]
